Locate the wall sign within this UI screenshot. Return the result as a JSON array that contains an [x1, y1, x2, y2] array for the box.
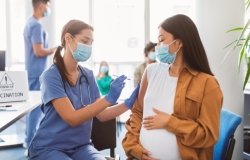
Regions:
[[0, 71, 28, 102]]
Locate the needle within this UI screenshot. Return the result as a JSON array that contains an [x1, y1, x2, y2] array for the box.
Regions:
[[112, 75, 131, 80]]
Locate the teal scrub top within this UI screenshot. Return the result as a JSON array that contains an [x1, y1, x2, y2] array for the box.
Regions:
[[96, 76, 113, 95]]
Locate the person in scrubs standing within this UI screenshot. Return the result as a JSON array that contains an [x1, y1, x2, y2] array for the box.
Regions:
[[23, 0, 56, 153], [96, 61, 113, 96], [28, 19, 139, 160]]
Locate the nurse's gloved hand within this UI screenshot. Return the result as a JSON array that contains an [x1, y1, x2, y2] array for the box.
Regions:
[[124, 84, 140, 109], [105, 75, 126, 105]]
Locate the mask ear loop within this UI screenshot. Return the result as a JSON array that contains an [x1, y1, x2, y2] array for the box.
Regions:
[[169, 39, 177, 46], [67, 35, 76, 54], [169, 46, 182, 65], [157, 39, 177, 49], [169, 39, 181, 55], [175, 47, 181, 55]]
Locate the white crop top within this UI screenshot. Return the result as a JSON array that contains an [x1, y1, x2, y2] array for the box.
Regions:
[[139, 63, 181, 160]]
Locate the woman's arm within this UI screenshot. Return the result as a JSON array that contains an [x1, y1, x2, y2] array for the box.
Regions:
[[122, 71, 148, 159], [95, 103, 128, 122]]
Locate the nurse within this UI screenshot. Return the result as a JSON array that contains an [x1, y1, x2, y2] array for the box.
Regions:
[[28, 19, 139, 160]]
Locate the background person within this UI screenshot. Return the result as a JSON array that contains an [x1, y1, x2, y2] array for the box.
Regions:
[[28, 19, 139, 160], [23, 0, 56, 152], [133, 41, 157, 87], [96, 61, 113, 96], [122, 14, 223, 160]]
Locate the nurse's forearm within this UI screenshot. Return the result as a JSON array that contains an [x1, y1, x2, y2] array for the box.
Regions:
[[33, 44, 55, 57], [53, 97, 113, 127], [70, 97, 112, 126], [96, 103, 128, 122]]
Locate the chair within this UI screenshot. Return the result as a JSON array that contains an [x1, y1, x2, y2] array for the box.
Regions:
[[213, 108, 242, 160], [91, 117, 119, 160]]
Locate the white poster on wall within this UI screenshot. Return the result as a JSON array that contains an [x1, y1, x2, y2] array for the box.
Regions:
[[0, 71, 29, 102]]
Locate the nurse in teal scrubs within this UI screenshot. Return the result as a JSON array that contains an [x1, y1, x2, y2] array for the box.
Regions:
[[96, 61, 113, 96], [28, 19, 139, 160]]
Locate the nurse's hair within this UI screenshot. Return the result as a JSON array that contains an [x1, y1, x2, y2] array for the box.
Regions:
[[159, 14, 213, 76], [53, 20, 93, 85], [32, 0, 50, 9]]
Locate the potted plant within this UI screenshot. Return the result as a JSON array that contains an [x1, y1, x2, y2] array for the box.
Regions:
[[226, 0, 250, 89]]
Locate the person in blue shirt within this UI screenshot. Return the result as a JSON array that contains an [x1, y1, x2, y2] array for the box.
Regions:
[[28, 19, 139, 160], [96, 61, 113, 96], [23, 0, 56, 152]]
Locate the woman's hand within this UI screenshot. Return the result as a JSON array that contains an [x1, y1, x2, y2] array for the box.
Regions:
[[142, 149, 160, 160], [143, 108, 170, 130]]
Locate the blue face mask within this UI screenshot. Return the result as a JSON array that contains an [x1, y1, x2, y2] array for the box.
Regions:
[[43, 7, 51, 17], [70, 42, 92, 62], [100, 66, 109, 73], [155, 40, 179, 64], [148, 51, 156, 61]]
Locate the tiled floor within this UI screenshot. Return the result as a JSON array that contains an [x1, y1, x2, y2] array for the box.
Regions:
[[0, 122, 127, 160]]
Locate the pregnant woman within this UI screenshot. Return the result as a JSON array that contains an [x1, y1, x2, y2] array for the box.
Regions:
[[122, 14, 223, 160]]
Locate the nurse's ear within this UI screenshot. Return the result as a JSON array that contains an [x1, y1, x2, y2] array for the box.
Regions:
[[64, 33, 73, 44], [64, 33, 77, 51]]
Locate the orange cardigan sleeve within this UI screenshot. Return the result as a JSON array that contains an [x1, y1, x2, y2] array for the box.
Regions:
[[122, 99, 144, 159], [165, 77, 223, 148]]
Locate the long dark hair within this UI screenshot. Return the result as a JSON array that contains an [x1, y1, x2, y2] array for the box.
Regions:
[[32, 0, 50, 8], [160, 14, 213, 75], [53, 20, 93, 85]]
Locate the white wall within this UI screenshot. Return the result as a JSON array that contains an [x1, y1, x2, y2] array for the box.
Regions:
[[196, 0, 245, 159]]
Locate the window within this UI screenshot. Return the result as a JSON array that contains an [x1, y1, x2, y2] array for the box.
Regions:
[[3, 0, 195, 71], [0, 0, 6, 50], [92, 0, 145, 62], [54, 0, 89, 45], [150, 0, 195, 42], [8, 0, 26, 65]]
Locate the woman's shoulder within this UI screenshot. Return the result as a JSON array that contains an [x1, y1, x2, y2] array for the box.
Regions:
[[197, 72, 217, 80], [148, 62, 169, 68], [44, 64, 59, 74], [196, 72, 221, 87], [41, 64, 61, 80], [146, 62, 170, 72]]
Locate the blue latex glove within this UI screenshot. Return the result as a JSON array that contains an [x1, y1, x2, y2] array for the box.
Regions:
[[105, 75, 126, 105], [124, 84, 140, 109]]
